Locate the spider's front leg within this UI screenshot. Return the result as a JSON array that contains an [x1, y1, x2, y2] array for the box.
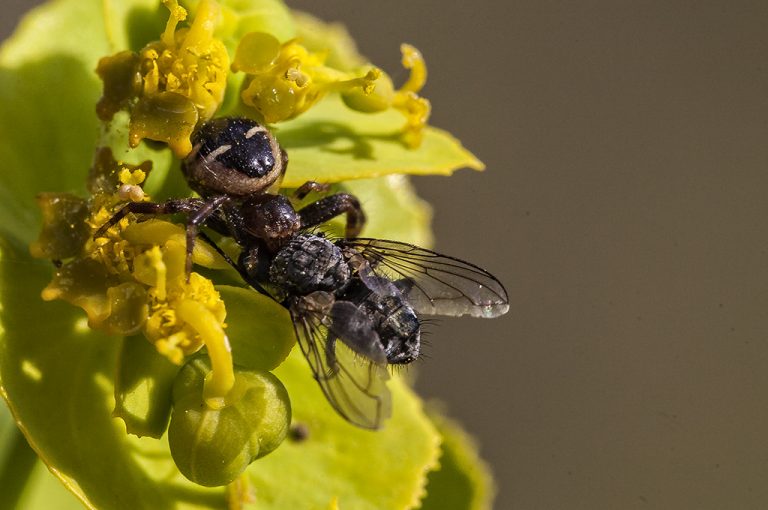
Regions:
[[181, 195, 231, 277], [93, 198, 205, 237], [94, 196, 232, 279]]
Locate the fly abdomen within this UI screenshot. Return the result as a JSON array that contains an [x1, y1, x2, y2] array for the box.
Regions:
[[379, 303, 420, 364], [340, 277, 421, 364]]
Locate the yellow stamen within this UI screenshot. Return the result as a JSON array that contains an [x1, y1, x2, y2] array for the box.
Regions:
[[175, 299, 234, 409]]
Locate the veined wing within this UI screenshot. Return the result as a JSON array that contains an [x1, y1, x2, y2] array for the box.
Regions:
[[341, 238, 509, 318], [290, 297, 391, 429]]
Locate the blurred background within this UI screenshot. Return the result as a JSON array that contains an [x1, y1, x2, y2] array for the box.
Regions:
[[4, 1, 768, 508]]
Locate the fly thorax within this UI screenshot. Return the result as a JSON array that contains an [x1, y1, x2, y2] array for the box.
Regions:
[[269, 234, 350, 295]]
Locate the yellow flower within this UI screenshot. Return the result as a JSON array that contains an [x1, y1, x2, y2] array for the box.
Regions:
[[233, 32, 380, 123], [341, 44, 432, 147], [32, 148, 235, 406], [96, 0, 229, 156], [232, 33, 431, 146]]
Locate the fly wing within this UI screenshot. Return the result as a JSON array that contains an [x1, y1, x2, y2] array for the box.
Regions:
[[290, 299, 391, 429], [342, 238, 510, 318], [329, 300, 388, 363]]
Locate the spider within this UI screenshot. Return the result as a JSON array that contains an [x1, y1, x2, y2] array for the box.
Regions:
[[96, 116, 365, 279]]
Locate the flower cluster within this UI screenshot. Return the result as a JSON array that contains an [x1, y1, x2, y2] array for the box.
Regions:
[[31, 141, 299, 487], [31, 148, 235, 405], [95, 0, 229, 156], [234, 34, 432, 147], [94, 0, 433, 158]]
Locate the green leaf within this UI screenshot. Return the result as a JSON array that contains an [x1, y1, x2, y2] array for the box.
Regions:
[[292, 10, 367, 71], [0, 237, 442, 509], [0, 393, 17, 466], [343, 175, 433, 247], [0, 410, 38, 509], [15, 460, 85, 510], [0, 239, 187, 509], [246, 348, 440, 510], [420, 412, 496, 510], [113, 335, 180, 439], [217, 286, 295, 372], [276, 94, 485, 188], [0, 0, 482, 508]]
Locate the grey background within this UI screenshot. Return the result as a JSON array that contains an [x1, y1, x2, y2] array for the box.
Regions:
[[5, 1, 768, 509]]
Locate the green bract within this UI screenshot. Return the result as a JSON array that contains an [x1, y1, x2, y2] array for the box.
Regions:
[[0, 0, 494, 508]]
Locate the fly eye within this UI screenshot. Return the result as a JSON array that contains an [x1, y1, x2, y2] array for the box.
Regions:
[[182, 117, 286, 197]]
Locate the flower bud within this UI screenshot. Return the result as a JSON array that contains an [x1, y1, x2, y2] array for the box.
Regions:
[[341, 69, 394, 113], [169, 357, 291, 486]]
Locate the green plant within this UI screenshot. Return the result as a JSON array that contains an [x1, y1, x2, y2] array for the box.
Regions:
[[0, 1, 494, 508]]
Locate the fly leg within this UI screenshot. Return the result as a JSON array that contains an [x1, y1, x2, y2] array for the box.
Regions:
[[324, 334, 341, 377]]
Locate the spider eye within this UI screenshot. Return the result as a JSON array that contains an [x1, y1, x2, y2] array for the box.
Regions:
[[182, 117, 286, 197]]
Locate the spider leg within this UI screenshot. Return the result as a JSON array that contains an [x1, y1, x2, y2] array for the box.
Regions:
[[293, 181, 330, 200], [196, 231, 274, 299], [183, 195, 231, 279], [297, 193, 366, 238], [93, 198, 206, 238], [94, 196, 233, 280]]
